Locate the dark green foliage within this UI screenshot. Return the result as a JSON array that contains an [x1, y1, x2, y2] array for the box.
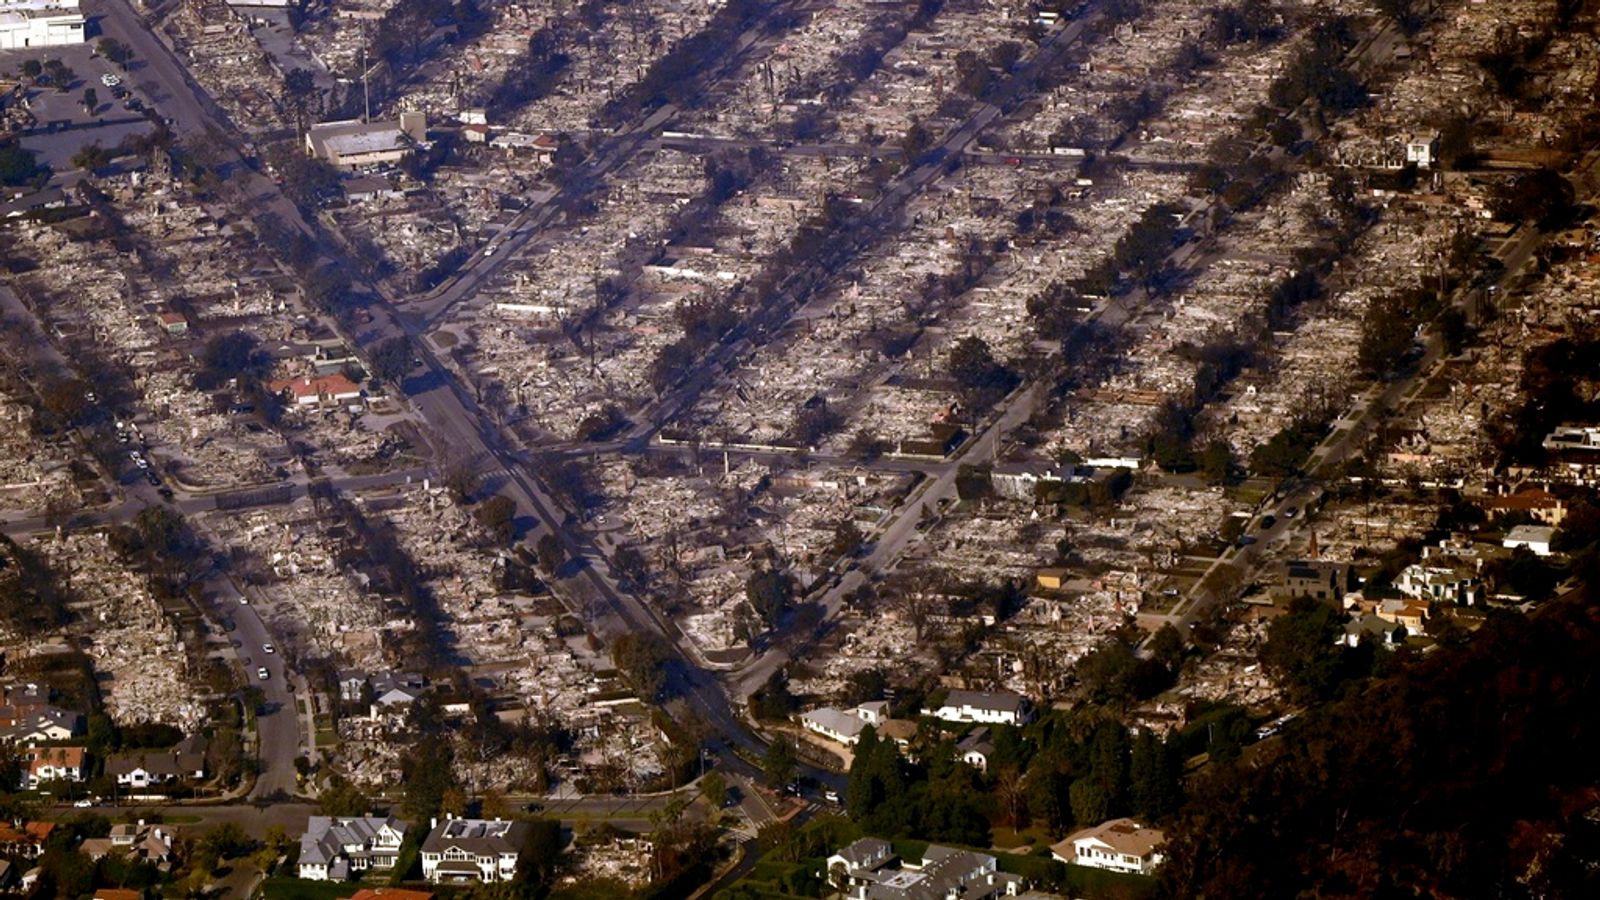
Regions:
[[1160, 595, 1600, 898], [1106, 203, 1186, 291], [1249, 420, 1327, 478], [400, 736, 460, 822], [474, 495, 518, 544], [748, 670, 798, 722], [196, 330, 271, 390], [535, 533, 565, 575], [763, 736, 797, 788], [1356, 291, 1419, 380], [1260, 597, 1345, 704], [1209, 0, 1281, 45], [948, 336, 1020, 413], [611, 632, 673, 702], [1129, 729, 1182, 819], [1493, 168, 1576, 231], [1483, 547, 1560, 601], [368, 336, 414, 383], [0, 140, 45, 187], [747, 569, 795, 628], [1267, 18, 1365, 112], [1372, 0, 1427, 34]]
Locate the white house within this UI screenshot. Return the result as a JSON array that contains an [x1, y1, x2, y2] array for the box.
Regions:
[[420, 817, 530, 883], [923, 689, 1033, 726], [1395, 562, 1480, 606], [956, 727, 996, 773], [800, 700, 893, 747], [297, 816, 409, 881], [21, 745, 84, 788], [1502, 524, 1556, 557], [1051, 819, 1166, 875]]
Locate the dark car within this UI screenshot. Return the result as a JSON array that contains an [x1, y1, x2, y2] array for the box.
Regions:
[[1259, 515, 1276, 530]]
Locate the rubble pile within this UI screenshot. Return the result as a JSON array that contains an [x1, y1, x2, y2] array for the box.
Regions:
[[31, 533, 205, 731]]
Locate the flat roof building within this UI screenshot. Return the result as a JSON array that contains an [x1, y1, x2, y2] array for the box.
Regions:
[[305, 113, 427, 170]]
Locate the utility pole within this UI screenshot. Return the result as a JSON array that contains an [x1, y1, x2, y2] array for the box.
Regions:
[[361, 31, 371, 122]]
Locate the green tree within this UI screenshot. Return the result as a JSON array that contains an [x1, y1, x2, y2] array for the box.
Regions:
[[1493, 168, 1575, 230], [1261, 596, 1345, 704], [368, 335, 414, 383], [80, 87, 97, 113], [317, 774, 372, 815], [282, 67, 320, 135], [762, 736, 797, 788], [535, 533, 566, 574], [746, 568, 794, 628], [43, 59, 75, 92], [831, 519, 865, 559], [611, 632, 672, 701], [1129, 729, 1181, 819], [97, 37, 133, 67], [474, 495, 518, 544], [1069, 777, 1110, 826], [1357, 292, 1416, 380], [400, 738, 459, 822], [700, 770, 727, 809]]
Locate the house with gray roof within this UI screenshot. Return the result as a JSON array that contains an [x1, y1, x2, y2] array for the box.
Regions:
[[297, 816, 409, 881], [420, 817, 531, 883], [923, 690, 1033, 726], [824, 838, 1024, 900]]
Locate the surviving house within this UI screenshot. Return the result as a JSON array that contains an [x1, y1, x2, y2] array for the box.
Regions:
[[21, 745, 85, 787], [1051, 818, 1166, 875], [923, 689, 1033, 726], [0, 822, 53, 858], [81, 821, 175, 867], [105, 735, 207, 790], [0, 708, 83, 743], [957, 727, 996, 773], [824, 838, 1023, 900], [799, 701, 890, 747], [1502, 524, 1556, 557], [1280, 560, 1355, 604], [297, 816, 409, 881], [305, 113, 428, 169], [364, 673, 428, 718], [419, 817, 531, 883], [269, 373, 363, 408]]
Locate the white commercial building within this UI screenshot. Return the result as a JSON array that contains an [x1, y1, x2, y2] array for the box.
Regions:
[[0, 0, 84, 49]]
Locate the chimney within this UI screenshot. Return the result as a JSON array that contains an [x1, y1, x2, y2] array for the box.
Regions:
[[399, 111, 427, 143]]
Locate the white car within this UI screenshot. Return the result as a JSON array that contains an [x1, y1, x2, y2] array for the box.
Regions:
[[263, 643, 275, 654], [257, 667, 270, 681], [238, 595, 249, 605], [100, 73, 120, 87]]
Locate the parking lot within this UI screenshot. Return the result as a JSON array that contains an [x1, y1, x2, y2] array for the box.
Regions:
[[0, 42, 156, 175]]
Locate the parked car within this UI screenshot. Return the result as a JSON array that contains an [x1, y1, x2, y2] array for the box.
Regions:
[[257, 667, 270, 681], [100, 73, 121, 87]]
